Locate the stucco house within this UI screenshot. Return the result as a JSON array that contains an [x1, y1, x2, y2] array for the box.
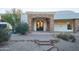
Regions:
[[21, 11, 79, 33]]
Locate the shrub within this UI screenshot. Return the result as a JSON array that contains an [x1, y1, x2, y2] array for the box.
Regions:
[[57, 33, 76, 42], [15, 23, 28, 35], [0, 28, 11, 43]]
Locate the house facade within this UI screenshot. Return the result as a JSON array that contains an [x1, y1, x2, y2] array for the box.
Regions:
[[21, 11, 79, 32]]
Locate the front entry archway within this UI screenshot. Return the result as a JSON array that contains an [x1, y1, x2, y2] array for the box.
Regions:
[[28, 12, 54, 32], [34, 18, 47, 32], [33, 17, 50, 32]]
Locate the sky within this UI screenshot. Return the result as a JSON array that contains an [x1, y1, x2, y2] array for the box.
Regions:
[[0, 0, 79, 13], [0, 8, 79, 13]]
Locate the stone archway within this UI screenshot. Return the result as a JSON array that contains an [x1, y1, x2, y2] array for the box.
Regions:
[[27, 12, 54, 32], [33, 17, 50, 32]]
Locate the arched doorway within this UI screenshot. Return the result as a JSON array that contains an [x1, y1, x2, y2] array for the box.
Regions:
[[33, 17, 50, 32], [36, 20, 44, 31]]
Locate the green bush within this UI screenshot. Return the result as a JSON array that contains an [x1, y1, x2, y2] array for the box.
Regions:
[[0, 28, 11, 43], [15, 23, 28, 35], [57, 33, 76, 42]]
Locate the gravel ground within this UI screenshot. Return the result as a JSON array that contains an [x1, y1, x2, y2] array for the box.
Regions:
[[0, 32, 79, 51]]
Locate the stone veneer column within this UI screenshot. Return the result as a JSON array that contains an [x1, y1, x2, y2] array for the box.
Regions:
[[75, 19, 79, 32], [49, 16, 54, 32]]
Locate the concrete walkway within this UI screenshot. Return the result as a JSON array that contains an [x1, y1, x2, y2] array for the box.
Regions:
[[0, 32, 79, 51]]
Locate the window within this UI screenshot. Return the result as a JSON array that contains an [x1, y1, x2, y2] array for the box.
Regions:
[[67, 24, 72, 30], [0, 24, 7, 29]]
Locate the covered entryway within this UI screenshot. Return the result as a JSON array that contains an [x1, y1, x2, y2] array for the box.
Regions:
[[27, 12, 54, 32]]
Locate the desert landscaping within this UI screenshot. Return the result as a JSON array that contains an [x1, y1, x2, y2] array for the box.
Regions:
[[0, 32, 79, 51]]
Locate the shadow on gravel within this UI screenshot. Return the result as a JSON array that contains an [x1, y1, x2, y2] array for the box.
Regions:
[[0, 41, 9, 47]]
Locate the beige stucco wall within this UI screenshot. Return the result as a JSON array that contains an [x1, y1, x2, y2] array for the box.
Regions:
[[54, 20, 74, 32]]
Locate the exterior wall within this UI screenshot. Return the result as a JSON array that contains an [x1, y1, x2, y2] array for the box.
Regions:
[[20, 12, 78, 33], [21, 14, 28, 23], [75, 19, 79, 32]]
